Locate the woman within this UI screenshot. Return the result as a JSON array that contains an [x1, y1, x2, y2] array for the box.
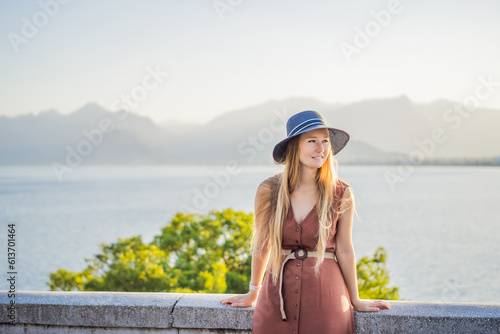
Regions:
[[220, 110, 391, 333]]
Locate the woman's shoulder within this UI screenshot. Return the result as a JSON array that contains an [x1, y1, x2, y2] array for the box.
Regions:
[[255, 172, 281, 196], [335, 177, 352, 198], [336, 177, 351, 189], [259, 172, 281, 188]]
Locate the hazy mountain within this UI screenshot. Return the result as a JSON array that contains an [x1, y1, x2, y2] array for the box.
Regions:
[[0, 96, 498, 166], [0, 103, 175, 165], [413, 100, 500, 158]]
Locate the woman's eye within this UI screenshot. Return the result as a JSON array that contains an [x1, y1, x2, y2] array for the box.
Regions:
[[308, 139, 329, 143]]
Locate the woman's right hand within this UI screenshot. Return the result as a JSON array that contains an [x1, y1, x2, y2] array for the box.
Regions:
[[220, 290, 259, 307]]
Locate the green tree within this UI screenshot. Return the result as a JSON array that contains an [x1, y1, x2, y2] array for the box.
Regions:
[[356, 246, 399, 300], [48, 208, 398, 300], [48, 208, 252, 293], [48, 235, 181, 292], [151, 208, 252, 293]]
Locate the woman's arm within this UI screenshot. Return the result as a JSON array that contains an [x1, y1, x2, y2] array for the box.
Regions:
[[220, 247, 270, 307], [335, 187, 391, 312], [220, 183, 271, 307]]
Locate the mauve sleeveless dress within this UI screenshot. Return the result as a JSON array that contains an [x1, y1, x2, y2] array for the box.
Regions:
[[252, 179, 355, 334]]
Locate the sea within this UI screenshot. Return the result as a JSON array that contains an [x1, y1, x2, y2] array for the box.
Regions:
[[0, 164, 499, 303]]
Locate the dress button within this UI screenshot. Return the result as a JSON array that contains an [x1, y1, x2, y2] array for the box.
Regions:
[[296, 263, 300, 266], [295, 276, 299, 280], [295, 240, 299, 243], [295, 289, 298, 293], [296, 228, 299, 232], [294, 303, 298, 307], [293, 331, 296, 334], [294, 316, 297, 320]]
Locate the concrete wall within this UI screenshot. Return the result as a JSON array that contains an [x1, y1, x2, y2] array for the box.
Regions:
[[1, 291, 500, 333]]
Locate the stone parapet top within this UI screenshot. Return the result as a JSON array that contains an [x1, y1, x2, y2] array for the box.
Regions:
[[1, 291, 500, 333]]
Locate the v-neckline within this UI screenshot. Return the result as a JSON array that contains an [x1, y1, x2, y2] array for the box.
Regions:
[[289, 198, 316, 225]]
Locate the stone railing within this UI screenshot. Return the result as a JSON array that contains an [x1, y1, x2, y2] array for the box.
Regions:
[[1, 291, 500, 333]]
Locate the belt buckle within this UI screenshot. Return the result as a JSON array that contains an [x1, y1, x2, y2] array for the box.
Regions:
[[294, 247, 308, 260]]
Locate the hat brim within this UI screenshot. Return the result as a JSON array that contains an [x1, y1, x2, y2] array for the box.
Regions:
[[272, 125, 350, 164]]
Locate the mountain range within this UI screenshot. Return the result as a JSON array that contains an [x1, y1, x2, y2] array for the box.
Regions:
[[1, 96, 499, 166]]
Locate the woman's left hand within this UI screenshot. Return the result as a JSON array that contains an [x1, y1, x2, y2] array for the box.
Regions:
[[352, 299, 391, 312]]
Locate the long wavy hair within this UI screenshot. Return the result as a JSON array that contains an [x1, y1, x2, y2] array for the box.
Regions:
[[251, 132, 357, 286]]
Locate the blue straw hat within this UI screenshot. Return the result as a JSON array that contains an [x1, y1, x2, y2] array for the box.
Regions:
[[272, 110, 350, 163]]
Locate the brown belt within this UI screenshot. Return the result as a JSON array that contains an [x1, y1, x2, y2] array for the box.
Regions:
[[279, 248, 337, 321]]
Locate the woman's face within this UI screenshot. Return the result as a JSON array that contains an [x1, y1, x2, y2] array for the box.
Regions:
[[298, 128, 330, 168]]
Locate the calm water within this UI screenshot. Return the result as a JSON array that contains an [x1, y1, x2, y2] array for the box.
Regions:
[[0, 164, 499, 303]]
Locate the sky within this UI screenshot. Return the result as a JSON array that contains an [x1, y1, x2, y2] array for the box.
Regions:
[[1, 0, 500, 124]]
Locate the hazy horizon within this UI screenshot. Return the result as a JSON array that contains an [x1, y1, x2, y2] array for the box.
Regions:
[[0, 94, 470, 126], [1, 0, 500, 124]]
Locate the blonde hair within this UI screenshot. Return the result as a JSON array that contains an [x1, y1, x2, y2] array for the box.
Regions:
[[251, 133, 357, 286]]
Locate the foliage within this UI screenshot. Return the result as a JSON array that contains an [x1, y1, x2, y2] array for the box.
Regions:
[[48, 208, 252, 293], [356, 246, 399, 300], [48, 208, 399, 300]]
